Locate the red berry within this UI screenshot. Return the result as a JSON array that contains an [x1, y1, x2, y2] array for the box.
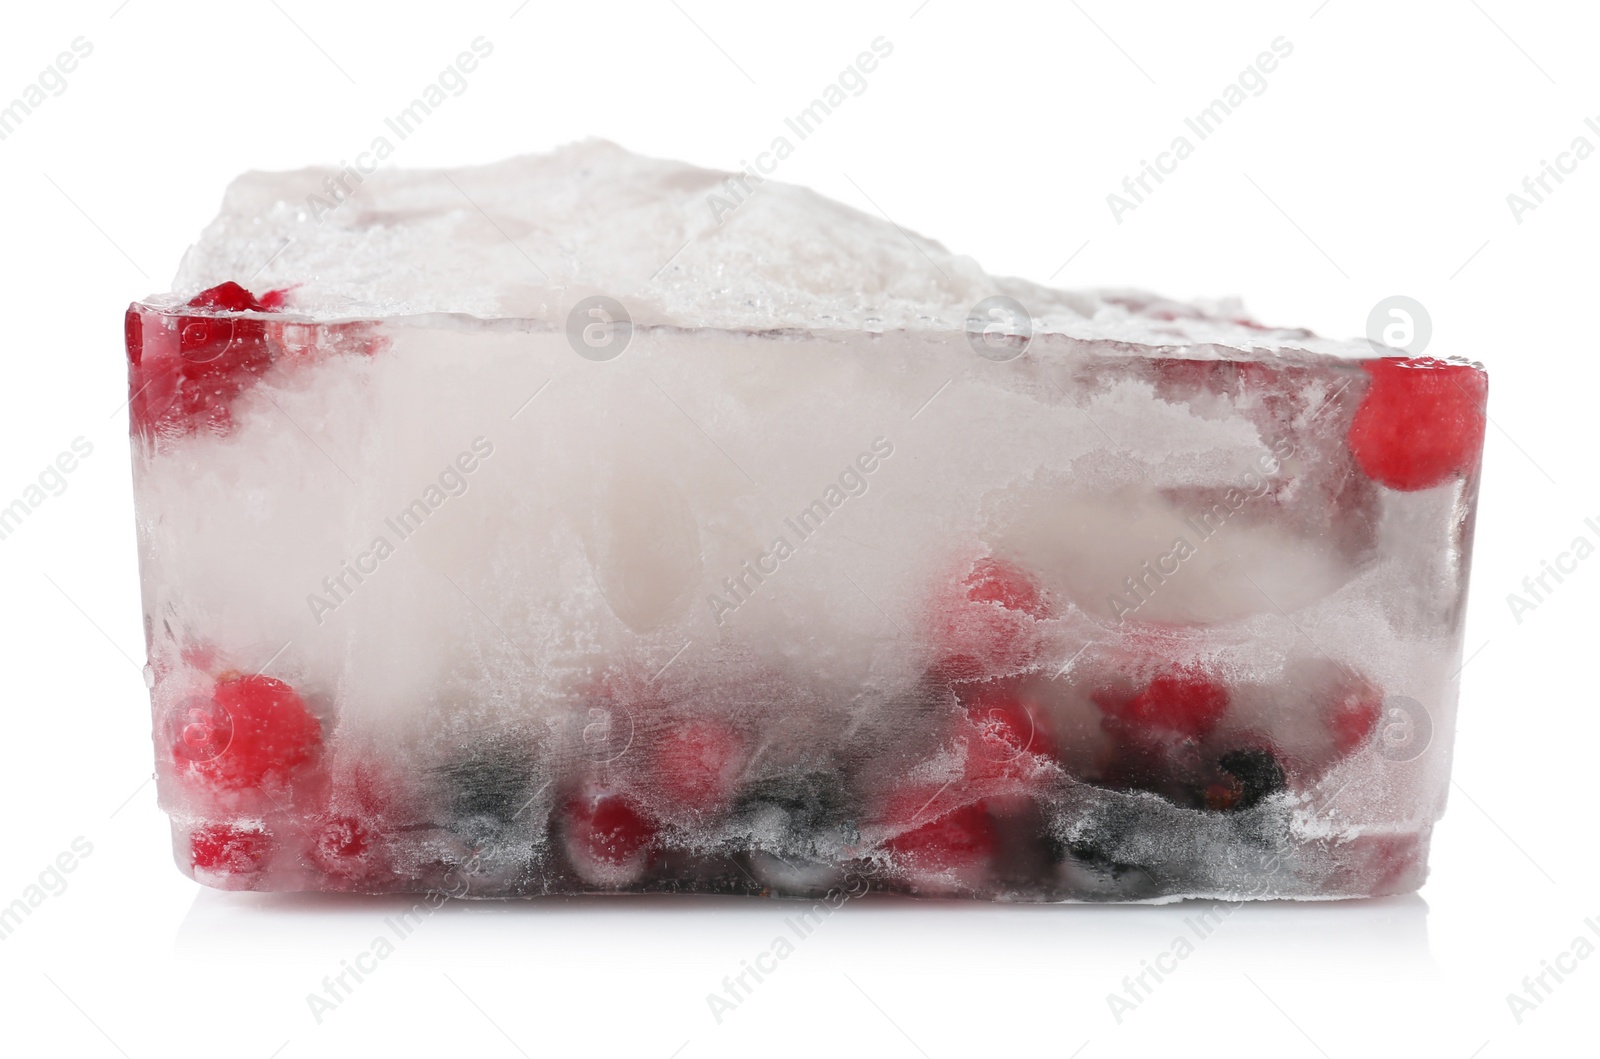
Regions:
[[128, 282, 281, 440], [561, 787, 655, 887], [1095, 668, 1229, 739], [1326, 679, 1382, 757], [884, 800, 996, 891], [650, 718, 745, 813], [957, 681, 1056, 781], [124, 306, 143, 367], [317, 816, 370, 858], [181, 674, 321, 791], [169, 692, 234, 764], [1347, 357, 1487, 491], [934, 558, 1053, 680], [963, 557, 1052, 619], [308, 814, 378, 878], [190, 823, 270, 878], [186, 281, 265, 313]]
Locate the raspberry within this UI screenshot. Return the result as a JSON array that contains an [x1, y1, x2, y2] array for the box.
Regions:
[[1094, 668, 1229, 739], [190, 823, 270, 879], [561, 787, 655, 887], [182, 674, 321, 791], [962, 557, 1052, 619], [650, 717, 745, 813], [1346, 357, 1487, 491]]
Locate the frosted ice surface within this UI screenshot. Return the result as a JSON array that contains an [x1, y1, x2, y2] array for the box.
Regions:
[[129, 142, 1486, 901], [173, 139, 1346, 353]]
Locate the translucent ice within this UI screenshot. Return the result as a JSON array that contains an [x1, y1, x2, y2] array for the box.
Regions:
[[126, 142, 1486, 900]]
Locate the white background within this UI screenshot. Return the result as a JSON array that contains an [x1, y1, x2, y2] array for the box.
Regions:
[[0, 1, 1594, 1057]]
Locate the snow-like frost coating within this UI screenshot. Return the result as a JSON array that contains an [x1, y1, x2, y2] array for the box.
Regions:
[[173, 139, 1353, 356]]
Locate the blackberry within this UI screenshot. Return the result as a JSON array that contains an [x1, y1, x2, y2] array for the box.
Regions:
[[1215, 748, 1286, 811]]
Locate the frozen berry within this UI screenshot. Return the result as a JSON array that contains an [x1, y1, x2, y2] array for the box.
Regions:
[[933, 557, 1053, 680], [735, 768, 851, 837], [190, 823, 270, 884], [561, 787, 655, 887], [1326, 679, 1382, 757], [957, 681, 1056, 781], [307, 812, 366, 870], [963, 557, 1052, 619], [181, 674, 321, 791], [884, 800, 996, 892], [168, 692, 234, 764], [437, 749, 538, 828], [307, 814, 382, 879], [1211, 748, 1286, 811], [129, 282, 281, 439], [317, 815, 370, 858], [186, 281, 265, 313], [1094, 668, 1229, 739], [650, 717, 745, 813], [1346, 357, 1487, 491]]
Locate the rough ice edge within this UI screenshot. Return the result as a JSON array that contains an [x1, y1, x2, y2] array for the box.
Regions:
[[158, 139, 1395, 362], [129, 301, 1440, 374]]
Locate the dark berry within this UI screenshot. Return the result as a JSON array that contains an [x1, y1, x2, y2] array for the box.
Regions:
[[735, 768, 851, 837], [436, 749, 538, 827], [1212, 748, 1286, 811]]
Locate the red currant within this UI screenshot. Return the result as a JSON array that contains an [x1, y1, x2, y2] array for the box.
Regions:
[[561, 787, 655, 887], [190, 823, 270, 880]]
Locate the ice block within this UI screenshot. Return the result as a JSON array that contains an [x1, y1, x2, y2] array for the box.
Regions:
[[126, 142, 1486, 901]]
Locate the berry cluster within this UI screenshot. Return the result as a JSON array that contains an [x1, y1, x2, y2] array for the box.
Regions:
[[167, 554, 1389, 896], [127, 282, 379, 445]]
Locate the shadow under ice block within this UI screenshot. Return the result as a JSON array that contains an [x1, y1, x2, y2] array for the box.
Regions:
[[125, 142, 1487, 901]]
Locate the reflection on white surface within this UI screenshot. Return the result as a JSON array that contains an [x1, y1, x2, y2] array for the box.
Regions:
[[176, 887, 1432, 975]]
